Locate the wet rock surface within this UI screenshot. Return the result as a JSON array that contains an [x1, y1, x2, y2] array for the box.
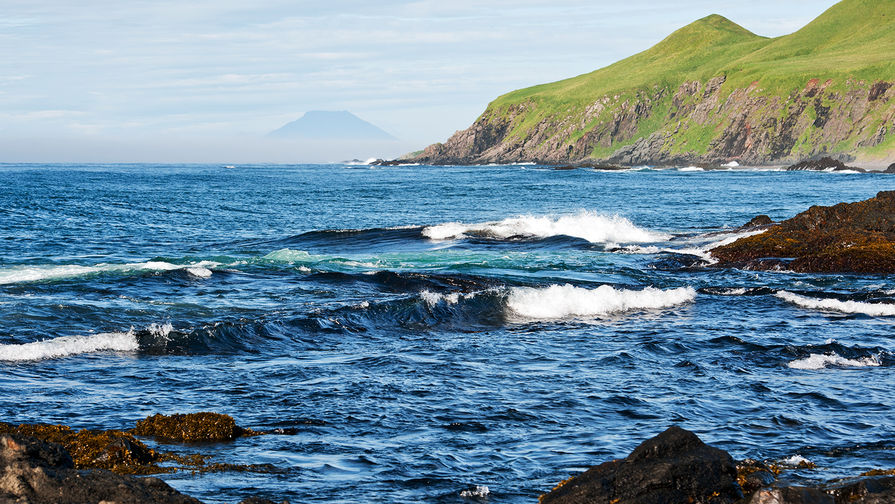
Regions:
[[540, 427, 895, 504], [539, 426, 742, 504], [0, 434, 201, 504], [785, 157, 865, 172], [711, 191, 895, 273], [133, 412, 255, 442]]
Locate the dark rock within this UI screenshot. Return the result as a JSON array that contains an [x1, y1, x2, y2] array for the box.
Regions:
[[737, 459, 778, 494], [742, 215, 774, 228], [885, 163, 895, 173], [743, 486, 834, 503], [540, 426, 742, 504], [829, 476, 895, 503], [0, 434, 202, 504], [712, 191, 895, 273], [785, 157, 865, 172]]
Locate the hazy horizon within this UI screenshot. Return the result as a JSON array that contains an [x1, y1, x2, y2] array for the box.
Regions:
[[1, 0, 839, 163]]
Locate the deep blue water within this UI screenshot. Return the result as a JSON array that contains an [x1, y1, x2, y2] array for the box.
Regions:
[[1, 163, 895, 503]]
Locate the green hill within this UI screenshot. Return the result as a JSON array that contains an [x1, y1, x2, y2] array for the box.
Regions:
[[414, 0, 895, 167]]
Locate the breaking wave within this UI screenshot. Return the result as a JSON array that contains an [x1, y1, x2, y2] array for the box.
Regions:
[[422, 211, 669, 244], [505, 284, 696, 320], [788, 352, 882, 370], [776, 291, 895, 316]]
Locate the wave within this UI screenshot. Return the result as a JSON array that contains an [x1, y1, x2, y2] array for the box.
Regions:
[[0, 260, 218, 285], [776, 291, 895, 316], [788, 352, 881, 370], [0, 329, 144, 361], [505, 284, 696, 320], [678, 166, 705, 172], [422, 211, 669, 244]]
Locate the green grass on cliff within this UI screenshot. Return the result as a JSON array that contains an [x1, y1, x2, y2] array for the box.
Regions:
[[487, 0, 895, 141]]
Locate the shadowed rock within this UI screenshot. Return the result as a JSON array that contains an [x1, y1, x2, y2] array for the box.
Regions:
[[0, 434, 202, 504], [539, 426, 742, 504], [785, 157, 865, 172]]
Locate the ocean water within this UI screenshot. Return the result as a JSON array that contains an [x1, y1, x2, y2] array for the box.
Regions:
[[1, 162, 894, 502]]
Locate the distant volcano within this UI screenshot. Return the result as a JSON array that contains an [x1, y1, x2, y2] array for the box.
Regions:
[[267, 111, 396, 140]]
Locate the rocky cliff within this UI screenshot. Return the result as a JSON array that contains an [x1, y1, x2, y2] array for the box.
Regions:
[[411, 0, 895, 167]]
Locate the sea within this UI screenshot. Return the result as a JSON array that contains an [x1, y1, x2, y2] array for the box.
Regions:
[[1, 162, 894, 503]]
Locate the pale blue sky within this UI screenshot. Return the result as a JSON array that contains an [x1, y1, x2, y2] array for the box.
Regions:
[[0, 1, 839, 162]]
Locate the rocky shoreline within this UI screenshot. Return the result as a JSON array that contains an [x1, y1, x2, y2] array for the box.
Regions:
[[5, 415, 895, 503], [373, 156, 895, 173], [539, 426, 895, 504], [0, 413, 287, 504], [711, 190, 895, 273]]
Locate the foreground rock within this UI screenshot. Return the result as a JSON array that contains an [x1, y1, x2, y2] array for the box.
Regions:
[[711, 191, 895, 273], [134, 412, 256, 442], [0, 434, 201, 504], [540, 427, 895, 504], [540, 426, 742, 504]]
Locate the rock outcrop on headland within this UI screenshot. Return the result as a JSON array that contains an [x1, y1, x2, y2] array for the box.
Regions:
[[539, 427, 895, 504], [711, 191, 895, 273], [409, 1, 895, 167]]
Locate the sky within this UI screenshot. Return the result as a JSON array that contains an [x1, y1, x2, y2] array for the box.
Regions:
[[0, 0, 840, 163]]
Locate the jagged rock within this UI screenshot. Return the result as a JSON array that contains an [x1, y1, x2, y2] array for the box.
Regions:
[[785, 157, 865, 172], [743, 487, 833, 504], [711, 191, 895, 273], [885, 163, 895, 173], [0, 434, 202, 504], [539, 426, 742, 504]]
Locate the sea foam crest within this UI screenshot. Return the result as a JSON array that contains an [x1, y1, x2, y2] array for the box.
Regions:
[[506, 284, 696, 320], [422, 211, 669, 244], [0, 261, 218, 285], [0, 330, 140, 362], [776, 291, 895, 317], [420, 290, 461, 306], [787, 352, 881, 370]]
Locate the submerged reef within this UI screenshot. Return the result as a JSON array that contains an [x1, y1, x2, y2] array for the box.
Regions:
[[711, 191, 895, 273], [539, 426, 895, 504]]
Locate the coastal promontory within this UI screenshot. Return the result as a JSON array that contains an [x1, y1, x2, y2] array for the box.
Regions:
[[409, 0, 895, 168]]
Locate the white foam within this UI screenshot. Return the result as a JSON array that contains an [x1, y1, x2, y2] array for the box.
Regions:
[[776, 291, 895, 316], [788, 352, 881, 370], [506, 284, 696, 320], [460, 485, 490, 499], [722, 161, 740, 168], [716, 287, 748, 296], [0, 260, 220, 285], [779, 455, 814, 466], [420, 290, 462, 306], [679, 166, 704, 172], [422, 211, 669, 244], [0, 330, 139, 362], [186, 267, 212, 278]]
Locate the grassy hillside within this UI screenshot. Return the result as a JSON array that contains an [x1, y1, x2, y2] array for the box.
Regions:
[[431, 0, 895, 166]]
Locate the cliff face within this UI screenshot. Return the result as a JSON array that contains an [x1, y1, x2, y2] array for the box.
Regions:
[[415, 77, 894, 166], [412, 1, 895, 167]]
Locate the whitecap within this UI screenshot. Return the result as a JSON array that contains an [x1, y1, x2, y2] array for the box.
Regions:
[[722, 161, 740, 168], [460, 485, 491, 499], [679, 166, 704, 172], [776, 291, 895, 316], [506, 284, 696, 321], [779, 455, 814, 466], [186, 266, 212, 278], [0, 260, 221, 285], [0, 331, 139, 362], [422, 211, 669, 244], [788, 352, 881, 370], [420, 290, 462, 306]]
